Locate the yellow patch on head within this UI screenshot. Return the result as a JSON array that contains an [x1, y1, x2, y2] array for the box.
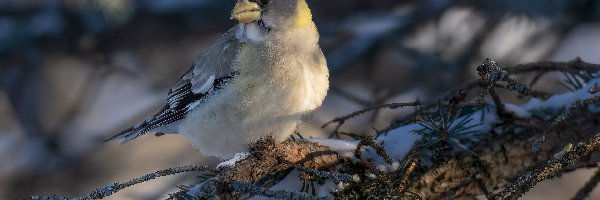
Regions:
[[293, 0, 313, 28]]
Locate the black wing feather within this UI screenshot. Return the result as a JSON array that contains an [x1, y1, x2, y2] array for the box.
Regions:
[[106, 73, 237, 142], [105, 26, 241, 142], [105, 82, 196, 142]]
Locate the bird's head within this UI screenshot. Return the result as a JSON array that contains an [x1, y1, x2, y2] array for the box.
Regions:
[[231, 0, 313, 31]]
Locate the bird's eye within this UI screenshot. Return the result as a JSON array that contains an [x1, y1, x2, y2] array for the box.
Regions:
[[250, 0, 269, 7]]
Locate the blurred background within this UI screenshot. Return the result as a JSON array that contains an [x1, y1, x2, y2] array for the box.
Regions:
[[1, 0, 600, 199]]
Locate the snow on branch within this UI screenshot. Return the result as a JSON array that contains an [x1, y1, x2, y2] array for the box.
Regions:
[[26, 58, 600, 199]]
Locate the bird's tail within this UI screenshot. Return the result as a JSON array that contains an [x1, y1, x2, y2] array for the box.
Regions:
[[105, 121, 150, 143], [106, 116, 181, 143]]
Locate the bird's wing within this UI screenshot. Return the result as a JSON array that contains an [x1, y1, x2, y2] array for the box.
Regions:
[[106, 27, 242, 142]]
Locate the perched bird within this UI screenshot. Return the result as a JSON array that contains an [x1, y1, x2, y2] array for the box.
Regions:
[[107, 0, 329, 159]]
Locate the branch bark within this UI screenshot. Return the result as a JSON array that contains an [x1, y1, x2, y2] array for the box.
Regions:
[[407, 111, 600, 199]]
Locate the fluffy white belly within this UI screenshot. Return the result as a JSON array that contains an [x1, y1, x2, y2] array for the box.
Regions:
[[178, 60, 327, 158]]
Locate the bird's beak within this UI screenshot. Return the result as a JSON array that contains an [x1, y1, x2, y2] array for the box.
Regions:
[[231, 0, 261, 24]]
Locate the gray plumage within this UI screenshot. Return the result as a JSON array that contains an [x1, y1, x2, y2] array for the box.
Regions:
[[106, 27, 242, 142], [108, 0, 329, 159]]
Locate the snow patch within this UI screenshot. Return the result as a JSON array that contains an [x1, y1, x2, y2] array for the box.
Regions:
[[217, 152, 250, 168], [248, 169, 337, 199], [504, 103, 532, 118], [505, 77, 600, 118]]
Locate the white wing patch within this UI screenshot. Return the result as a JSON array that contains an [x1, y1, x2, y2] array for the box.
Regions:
[[193, 75, 216, 94], [106, 27, 242, 143], [186, 100, 204, 112]]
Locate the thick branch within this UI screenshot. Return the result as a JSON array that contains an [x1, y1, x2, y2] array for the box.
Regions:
[[407, 111, 600, 199]]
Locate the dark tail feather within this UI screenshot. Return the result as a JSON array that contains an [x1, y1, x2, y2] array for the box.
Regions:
[[105, 115, 182, 143], [106, 104, 185, 143], [105, 122, 149, 143]]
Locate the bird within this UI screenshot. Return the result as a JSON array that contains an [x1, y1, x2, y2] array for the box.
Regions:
[[107, 0, 329, 159]]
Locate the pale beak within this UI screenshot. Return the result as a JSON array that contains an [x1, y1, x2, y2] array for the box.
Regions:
[[231, 0, 261, 24]]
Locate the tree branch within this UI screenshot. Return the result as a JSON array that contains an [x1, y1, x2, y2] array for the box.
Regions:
[[491, 132, 600, 200], [27, 165, 212, 200], [407, 111, 600, 199]]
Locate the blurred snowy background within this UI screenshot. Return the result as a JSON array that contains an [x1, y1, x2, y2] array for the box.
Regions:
[[1, 0, 600, 199]]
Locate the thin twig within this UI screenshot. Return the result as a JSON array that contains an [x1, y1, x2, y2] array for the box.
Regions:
[[490, 132, 600, 200], [572, 168, 600, 200], [296, 165, 353, 184], [323, 102, 426, 129], [330, 86, 373, 107], [397, 157, 420, 192], [550, 96, 600, 128], [488, 88, 508, 118], [78, 165, 211, 200], [590, 84, 599, 94], [322, 102, 430, 138], [354, 136, 395, 164], [494, 81, 551, 99], [229, 181, 331, 200], [506, 58, 600, 75], [528, 71, 548, 88]]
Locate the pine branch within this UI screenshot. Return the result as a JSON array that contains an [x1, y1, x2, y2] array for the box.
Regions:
[[407, 111, 600, 199], [354, 136, 395, 164]]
